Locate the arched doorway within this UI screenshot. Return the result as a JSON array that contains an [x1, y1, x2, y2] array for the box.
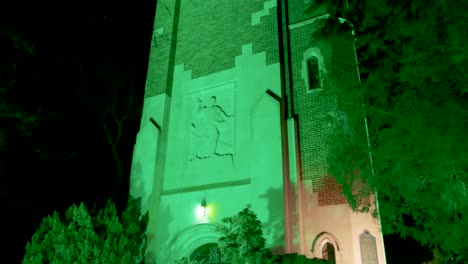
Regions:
[[322, 242, 336, 264], [311, 232, 340, 263], [190, 243, 230, 264]]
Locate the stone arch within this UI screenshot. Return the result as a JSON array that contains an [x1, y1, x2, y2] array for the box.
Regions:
[[166, 223, 224, 262], [302, 47, 328, 93], [311, 232, 341, 262], [190, 243, 230, 263]]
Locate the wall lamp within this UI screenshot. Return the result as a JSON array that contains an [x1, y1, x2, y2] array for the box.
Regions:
[[201, 198, 207, 216]]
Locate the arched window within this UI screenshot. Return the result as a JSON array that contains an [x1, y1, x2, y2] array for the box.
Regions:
[[322, 242, 336, 264], [307, 56, 320, 90], [190, 243, 230, 264]]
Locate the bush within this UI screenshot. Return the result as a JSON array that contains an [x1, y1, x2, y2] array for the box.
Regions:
[[272, 253, 331, 264], [22, 196, 148, 264], [216, 205, 329, 264], [130, 205, 330, 264], [170, 256, 206, 264], [216, 205, 272, 264]]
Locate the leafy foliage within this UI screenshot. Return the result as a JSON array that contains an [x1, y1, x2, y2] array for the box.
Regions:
[[216, 206, 330, 264], [272, 253, 330, 264], [22, 196, 148, 264], [216, 205, 272, 264], [0, 26, 42, 150], [0, 11, 151, 264], [306, 0, 468, 262], [171, 256, 206, 264]]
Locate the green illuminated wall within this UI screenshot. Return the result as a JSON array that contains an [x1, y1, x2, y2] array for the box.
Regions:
[[131, 0, 286, 263], [130, 0, 387, 263]]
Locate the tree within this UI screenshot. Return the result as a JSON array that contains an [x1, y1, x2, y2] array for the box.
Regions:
[[0, 12, 152, 263], [22, 196, 148, 264], [66, 16, 145, 204], [306, 0, 468, 262], [216, 206, 330, 264], [0, 14, 145, 214], [274, 254, 330, 264], [216, 205, 272, 264], [170, 257, 206, 264], [0, 26, 44, 151]]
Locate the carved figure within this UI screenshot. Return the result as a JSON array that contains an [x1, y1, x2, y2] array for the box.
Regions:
[[189, 96, 234, 161]]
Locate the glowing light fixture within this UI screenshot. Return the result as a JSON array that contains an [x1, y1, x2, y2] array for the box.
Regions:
[[196, 198, 208, 218], [201, 198, 207, 216]]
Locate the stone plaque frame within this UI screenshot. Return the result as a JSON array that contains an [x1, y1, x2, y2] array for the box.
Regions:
[[359, 229, 379, 264], [184, 81, 237, 164]]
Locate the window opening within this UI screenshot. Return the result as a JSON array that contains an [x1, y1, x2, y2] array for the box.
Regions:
[[322, 242, 336, 264], [307, 56, 320, 90]]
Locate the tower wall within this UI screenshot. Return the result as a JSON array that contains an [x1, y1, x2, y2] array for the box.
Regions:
[[130, 0, 387, 263], [285, 2, 386, 262], [131, 1, 287, 263]]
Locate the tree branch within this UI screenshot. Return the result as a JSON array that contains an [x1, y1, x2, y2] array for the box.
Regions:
[[109, 104, 127, 146], [0, 112, 18, 119], [114, 120, 123, 146], [103, 121, 113, 146], [451, 159, 459, 180], [367, 104, 398, 118]]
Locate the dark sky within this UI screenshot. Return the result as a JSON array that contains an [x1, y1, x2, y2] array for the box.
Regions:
[[1, 1, 156, 262]]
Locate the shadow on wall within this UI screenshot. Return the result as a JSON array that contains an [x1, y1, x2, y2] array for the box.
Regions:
[[259, 187, 286, 255], [147, 203, 175, 264], [130, 161, 154, 214], [130, 162, 145, 206]]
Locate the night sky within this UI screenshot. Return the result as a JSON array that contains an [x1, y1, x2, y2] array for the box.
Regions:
[[1, 1, 156, 262]]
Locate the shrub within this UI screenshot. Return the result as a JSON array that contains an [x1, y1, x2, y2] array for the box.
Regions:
[[215, 205, 329, 264], [272, 253, 331, 264], [171, 256, 206, 264], [216, 205, 273, 264], [22, 196, 148, 264]]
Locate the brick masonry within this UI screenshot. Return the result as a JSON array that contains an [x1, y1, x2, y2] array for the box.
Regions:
[[287, 1, 329, 24], [144, 0, 281, 100], [288, 13, 340, 206], [287, 3, 363, 206], [145, 0, 177, 98], [146, 0, 369, 209], [177, 0, 280, 78]]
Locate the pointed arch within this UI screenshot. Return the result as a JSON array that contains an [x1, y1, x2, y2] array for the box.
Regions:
[[307, 56, 320, 89], [311, 232, 341, 262], [164, 223, 224, 262], [302, 47, 328, 93]]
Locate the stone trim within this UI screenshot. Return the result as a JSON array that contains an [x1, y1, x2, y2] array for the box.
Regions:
[[311, 232, 341, 258], [288, 14, 330, 30], [165, 223, 224, 262], [302, 47, 328, 94], [161, 178, 251, 195]]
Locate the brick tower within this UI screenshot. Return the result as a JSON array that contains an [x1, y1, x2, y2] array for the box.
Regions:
[[130, 0, 387, 263]]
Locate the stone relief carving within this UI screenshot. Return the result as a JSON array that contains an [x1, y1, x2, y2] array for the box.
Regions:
[[188, 95, 234, 161]]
